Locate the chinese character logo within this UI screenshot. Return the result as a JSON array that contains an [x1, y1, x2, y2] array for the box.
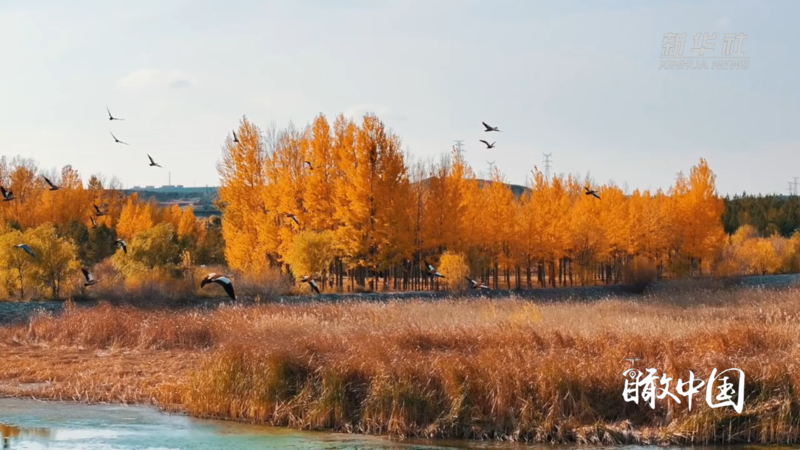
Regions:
[[623, 367, 745, 413], [661, 33, 687, 56], [659, 32, 749, 70]]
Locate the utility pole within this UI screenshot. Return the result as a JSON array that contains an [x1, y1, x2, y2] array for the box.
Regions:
[[453, 140, 465, 158], [542, 153, 553, 181]]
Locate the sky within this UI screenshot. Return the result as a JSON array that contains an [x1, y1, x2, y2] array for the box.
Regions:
[[0, 0, 797, 196]]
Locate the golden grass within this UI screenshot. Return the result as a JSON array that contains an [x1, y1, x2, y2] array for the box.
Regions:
[[1, 288, 800, 444]]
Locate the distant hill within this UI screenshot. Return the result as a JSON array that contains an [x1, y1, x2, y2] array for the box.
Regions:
[[475, 179, 530, 198], [414, 178, 530, 199]]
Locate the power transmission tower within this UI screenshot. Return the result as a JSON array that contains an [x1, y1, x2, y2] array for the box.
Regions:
[[794, 177, 798, 196], [789, 181, 795, 196], [542, 153, 553, 181], [453, 140, 465, 158], [486, 160, 496, 174]]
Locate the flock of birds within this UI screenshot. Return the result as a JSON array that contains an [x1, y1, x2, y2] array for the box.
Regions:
[[477, 121, 602, 200], [2, 117, 602, 302], [106, 107, 162, 169], [0, 107, 235, 300]]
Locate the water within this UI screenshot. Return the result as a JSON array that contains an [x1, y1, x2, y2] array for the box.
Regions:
[[3, 399, 756, 450], [0, 398, 526, 449]]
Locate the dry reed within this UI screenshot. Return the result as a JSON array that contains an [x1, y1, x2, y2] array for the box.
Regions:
[[1, 288, 800, 444]]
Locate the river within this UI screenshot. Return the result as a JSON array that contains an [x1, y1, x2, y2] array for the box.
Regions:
[[0, 398, 538, 449]]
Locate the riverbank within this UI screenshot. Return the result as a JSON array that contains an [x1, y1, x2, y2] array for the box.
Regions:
[[2, 284, 800, 445]]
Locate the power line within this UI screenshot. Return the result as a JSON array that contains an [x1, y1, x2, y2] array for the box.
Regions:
[[542, 153, 553, 181]]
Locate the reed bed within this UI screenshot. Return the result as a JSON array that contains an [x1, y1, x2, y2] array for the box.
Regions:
[[1, 288, 800, 444]]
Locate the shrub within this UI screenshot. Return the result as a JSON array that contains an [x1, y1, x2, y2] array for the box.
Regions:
[[438, 251, 470, 293], [282, 230, 336, 281], [113, 223, 182, 275]]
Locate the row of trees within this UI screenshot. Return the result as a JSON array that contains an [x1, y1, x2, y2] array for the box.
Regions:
[[722, 194, 800, 237], [0, 157, 225, 299], [717, 224, 800, 276], [1, 112, 798, 299], [218, 114, 727, 291]]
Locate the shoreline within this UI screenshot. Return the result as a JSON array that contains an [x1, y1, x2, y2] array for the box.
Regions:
[[0, 384, 773, 446], [1, 272, 797, 325]]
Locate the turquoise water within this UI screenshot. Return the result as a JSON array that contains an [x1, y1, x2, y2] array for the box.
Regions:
[[0, 398, 527, 449]]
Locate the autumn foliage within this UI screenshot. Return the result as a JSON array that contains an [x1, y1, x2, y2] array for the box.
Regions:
[[0, 157, 222, 300], [218, 113, 738, 293], [0, 113, 795, 300]]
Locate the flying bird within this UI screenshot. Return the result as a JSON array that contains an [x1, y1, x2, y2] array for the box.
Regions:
[[114, 239, 127, 254], [482, 121, 501, 132], [43, 176, 60, 191], [200, 273, 236, 300], [466, 277, 490, 290], [147, 154, 162, 168], [585, 186, 601, 200], [424, 260, 445, 278], [81, 268, 98, 287], [90, 217, 98, 229], [304, 161, 314, 170], [232, 130, 239, 143], [300, 276, 321, 294], [479, 140, 496, 149], [285, 212, 300, 226], [0, 187, 14, 201], [107, 107, 124, 121], [110, 131, 129, 145], [14, 244, 35, 258], [94, 204, 106, 217]]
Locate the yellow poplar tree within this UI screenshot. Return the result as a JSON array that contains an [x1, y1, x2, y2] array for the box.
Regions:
[[27, 223, 81, 299], [674, 159, 725, 274], [304, 114, 338, 232], [334, 113, 412, 281], [217, 117, 267, 272], [482, 167, 516, 286]]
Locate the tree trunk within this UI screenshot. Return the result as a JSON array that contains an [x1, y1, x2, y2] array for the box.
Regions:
[[567, 258, 573, 286], [538, 261, 545, 288], [526, 264, 532, 289], [17, 268, 24, 301]]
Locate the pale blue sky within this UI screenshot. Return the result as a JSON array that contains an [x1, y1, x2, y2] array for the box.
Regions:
[[0, 0, 797, 196]]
